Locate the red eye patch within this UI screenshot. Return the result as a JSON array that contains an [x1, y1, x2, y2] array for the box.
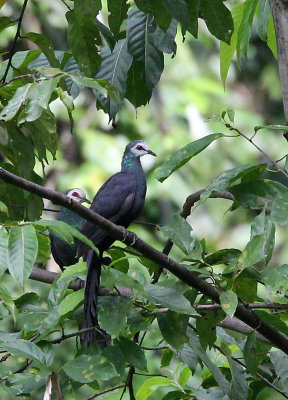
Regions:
[[72, 192, 80, 197]]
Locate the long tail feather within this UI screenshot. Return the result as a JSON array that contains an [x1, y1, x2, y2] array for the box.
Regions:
[[80, 250, 109, 347]]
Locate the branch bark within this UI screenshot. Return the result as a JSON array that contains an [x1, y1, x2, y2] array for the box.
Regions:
[[1, 167, 288, 354], [270, 0, 288, 124]]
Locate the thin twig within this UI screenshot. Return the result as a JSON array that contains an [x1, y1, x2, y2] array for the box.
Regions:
[[141, 345, 168, 350], [1, 0, 29, 83], [0, 73, 37, 88], [225, 123, 288, 178], [60, 0, 72, 11], [85, 384, 125, 400]]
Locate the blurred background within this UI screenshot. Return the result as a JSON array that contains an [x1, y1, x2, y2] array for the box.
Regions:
[[1, 1, 287, 399]]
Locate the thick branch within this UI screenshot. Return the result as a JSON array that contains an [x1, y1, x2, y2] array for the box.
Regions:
[[1, 167, 288, 354], [270, 0, 288, 124]]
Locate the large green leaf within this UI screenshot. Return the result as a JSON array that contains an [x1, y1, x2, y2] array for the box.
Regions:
[[202, 163, 266, 202], [257, 0, 271, 41], [136, 377, 177, 400], [115, 336, 147, 370], [187, 329, 230, 396], [98, 296, 132, 336], [96, 39, 132, 120], [237, 234, 266, 274], [126, 60, 151, 108], [157, 311, 188, 351], [63, 355, 118, 383], [155, 133, 225, 183], [145, 284, 193, 313], [134, 0, 172, 31], [127, 7, 164, 91], [154, 19, 177, 55], [0, 339, 46, 364], [162, 0, 189, 35], [236, 0, 258, 61], [58, 289, 84, 316], [251, 209, 275, 264], [26, 33, 61, 68], [33, 219, 99, 253], [220, 3, 244, 87], [200, 0, 234, 44], [8, 225, 38, 287], [66, 10, 101, 77]]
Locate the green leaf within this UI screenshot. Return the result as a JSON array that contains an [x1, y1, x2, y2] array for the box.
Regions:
[[0, 227, 8, 277], [136, 377, 177, 400], [196, 309, 225, 348], [243, 331, 257, 375], [0, 339, 46, 364], [220, 4, 244, 86], [237, 234, 266, 273], [145, 284, 193, 313], [161, 348, 174, 367], [33, 219, 99, 253], [255, 310, 288, 336], [98, 296, 132, 336], [0, 201, 8, 216], [236, 0, 258, 61], [219, 290, 238, 317], [261, 264, 288, 296], [108, 0, 129, 39], [0, 16, 16, 34], [202, 163, 266, 202], [127, 7, 164, 91], [23, 78, 59, 122], [66, 10, 101, 77], [8, 225, 38, 287], [271, 351, 288, 392], [25, 109, 58, 162], [26, 33, 61, 68], [134, 0, 172, 31], [58, 288, 84, 316], [162, 0, 190, 35], [0, 282, 16, 320], [267, 16, 277, 58], [160, 215, 192, 254], [126, 60, 151, 108], [227, 352, 249, 400], [154, 19, 177, 55], [96, 39, 132, 120], [200, 0, 234, 44], [257, 0, 271, 41], [187, 329, 230, 396], [155, 133, 225, 182], [63, 355, 119, 383], [116, 336, 147, 370], [251, 209, 275, 264], [74, 0, 101, 19], [178, 366, 192, 386], [157, 311, 188, 351], [0, 83, 32, 121]]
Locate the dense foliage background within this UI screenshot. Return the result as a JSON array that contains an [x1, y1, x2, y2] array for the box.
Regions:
[[1, 0, 288, 399]]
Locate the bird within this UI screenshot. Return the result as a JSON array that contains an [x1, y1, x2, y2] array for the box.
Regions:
[[78, 140, 156, 347], [50, 188, 91, 270]]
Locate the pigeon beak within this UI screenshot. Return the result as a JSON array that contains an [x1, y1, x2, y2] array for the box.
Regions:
[[81, 198, 92, 204], [148, 150, 157, 157]]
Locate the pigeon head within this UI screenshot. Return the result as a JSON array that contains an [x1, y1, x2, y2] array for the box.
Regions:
[[66, 188, 91, 204], [126, 141, 157, 158]]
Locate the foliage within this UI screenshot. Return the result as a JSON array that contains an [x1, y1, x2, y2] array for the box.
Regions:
[[0, 1, 288, 400]]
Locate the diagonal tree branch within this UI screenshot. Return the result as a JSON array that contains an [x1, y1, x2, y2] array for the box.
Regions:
[[0, 166, 288, 354]]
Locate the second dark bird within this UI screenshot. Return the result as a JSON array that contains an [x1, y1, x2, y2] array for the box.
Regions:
[[78, 140, 156, 347]]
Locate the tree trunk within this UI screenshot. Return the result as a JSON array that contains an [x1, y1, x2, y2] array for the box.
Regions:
[[270, 0, 288, 123]]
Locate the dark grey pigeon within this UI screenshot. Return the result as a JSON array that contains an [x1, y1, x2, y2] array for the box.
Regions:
[[50, 188, 91, 270], [78, 141, 156, 347]]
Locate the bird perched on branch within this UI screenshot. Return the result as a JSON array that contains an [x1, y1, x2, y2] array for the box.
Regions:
[[78, 141, 156, 347], [50, 188, 91, 270]]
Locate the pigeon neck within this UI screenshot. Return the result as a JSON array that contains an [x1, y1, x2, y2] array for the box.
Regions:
[[121, 152, 142, 172]]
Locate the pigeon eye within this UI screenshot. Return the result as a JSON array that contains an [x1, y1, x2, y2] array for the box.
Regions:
[[72, 192, 80, 197], [136, 145, 144, 150]]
